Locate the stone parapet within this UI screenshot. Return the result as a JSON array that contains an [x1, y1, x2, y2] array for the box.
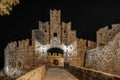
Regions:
[[65, 65, 120, 80], [16, 65, 46, 80]]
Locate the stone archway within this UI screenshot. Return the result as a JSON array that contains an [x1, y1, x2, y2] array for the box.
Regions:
[[47, 47, 64, 53], [47, 48, 64, 67]]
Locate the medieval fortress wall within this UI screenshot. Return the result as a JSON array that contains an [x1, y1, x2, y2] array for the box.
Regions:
[[4, 39, 37, 77], [97, 24, 120, 45], [86, 24, 120, 76], [4, 9, 120, 78]]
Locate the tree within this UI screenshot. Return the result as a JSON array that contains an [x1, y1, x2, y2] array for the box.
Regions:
[[0, 0, 19, 16]]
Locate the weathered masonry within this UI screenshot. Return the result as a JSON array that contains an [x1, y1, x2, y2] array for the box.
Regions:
[[4, 9, 97, 78]]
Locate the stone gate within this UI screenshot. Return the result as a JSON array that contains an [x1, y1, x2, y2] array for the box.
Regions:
[[4, 9, 96, 78]]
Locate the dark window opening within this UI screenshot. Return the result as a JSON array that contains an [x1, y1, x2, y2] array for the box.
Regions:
[[99, 43, 105, 46], [53, 33, 57, 37], [113, 29, 116, 31], [64, 31, 66, 33], [18, 62, 21, 67], [45, 30, 47, 32], [99, 33, 102, 35]]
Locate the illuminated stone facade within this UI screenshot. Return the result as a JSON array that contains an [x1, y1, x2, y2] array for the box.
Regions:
[[47, 53, 64, 67], [4, 9, 96, 78], [86, 24, 120, 76], [97, 24, 120, 46]]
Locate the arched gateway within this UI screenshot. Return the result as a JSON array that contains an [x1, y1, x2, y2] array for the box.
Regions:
[[32, 10, 78, 67], [47, 48, 64, 67]]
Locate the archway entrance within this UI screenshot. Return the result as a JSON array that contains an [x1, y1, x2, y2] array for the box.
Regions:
[[47, 48, 64, 67], [47, 48, 64, 53]]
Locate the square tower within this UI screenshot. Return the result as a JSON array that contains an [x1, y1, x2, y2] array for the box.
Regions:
[[50, 9, 62, 44]]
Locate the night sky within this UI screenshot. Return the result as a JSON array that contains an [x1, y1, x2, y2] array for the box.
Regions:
[[0, 0, 120, 68]]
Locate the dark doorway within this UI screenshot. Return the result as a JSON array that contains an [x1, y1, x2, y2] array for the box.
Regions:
[[47, 47, 63, 54]]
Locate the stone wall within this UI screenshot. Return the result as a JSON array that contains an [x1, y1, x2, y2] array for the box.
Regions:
[[62, 22, 77, 45], [16, 65, 46, 80], [4, 39, 39, 78], [97, 24, 120, 45], [75, 38, 96, 68], [85, 32, 120, 76], [76, 39, 87, 67], [65, 65, 120, 80], [87, 40, 96, 50], [32, 10, 77, 46], [38, 21, 50, 44]]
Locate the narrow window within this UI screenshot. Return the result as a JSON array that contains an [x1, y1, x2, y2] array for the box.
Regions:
[[53, 33, 57, 37], [64, 31, 66, 33], [18, 62, 21, 67]]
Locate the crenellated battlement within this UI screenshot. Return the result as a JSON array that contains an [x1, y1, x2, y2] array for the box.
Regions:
[[5, 39, 33, 50], [77, 38, 96, 51], [97, 24, 120, 46], [4, 39, 36, 78]]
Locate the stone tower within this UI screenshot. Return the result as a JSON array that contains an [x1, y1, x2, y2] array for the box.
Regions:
[[50, 10, 62, 46], [50, 10, 61, 44]]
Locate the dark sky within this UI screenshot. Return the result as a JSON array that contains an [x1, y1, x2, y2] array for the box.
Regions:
[[0, 0, 120, 68]]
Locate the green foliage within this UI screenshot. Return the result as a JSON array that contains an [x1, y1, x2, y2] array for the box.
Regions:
[[0, 0, 19, 16]]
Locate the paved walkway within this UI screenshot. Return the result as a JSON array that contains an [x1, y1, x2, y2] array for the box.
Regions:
[[43, 67, 78, 80]]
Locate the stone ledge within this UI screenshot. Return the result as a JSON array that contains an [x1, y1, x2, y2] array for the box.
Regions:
[[16, 65, 46, 80], [65, 65, 120, 80]]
